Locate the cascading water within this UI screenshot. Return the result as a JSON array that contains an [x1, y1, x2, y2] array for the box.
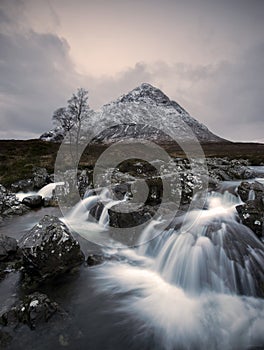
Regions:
[[16, 182, 64, 201], [37, 182, 64, 197], [137, 191, 264, 296], [63, 188, 125, 244], [90, 185, 264, 350], [248, 189, 256, 201]]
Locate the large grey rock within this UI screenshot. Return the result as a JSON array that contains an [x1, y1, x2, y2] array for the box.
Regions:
[[19, 215, 84, 283]]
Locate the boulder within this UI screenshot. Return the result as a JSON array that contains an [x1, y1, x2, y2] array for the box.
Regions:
[[0, 234, 17, 261], [0, 292, 61, 330], [238, 181, 264, 203], [109, 203, 157, 228], [236, 200, 264, 238], [11, 179, 33, 193], [19, 215, 84, 284], [237, 181, 252, 202], [32, 167, 49, 190], [86, 254, 106, 266], [22, 195, 43, 208]]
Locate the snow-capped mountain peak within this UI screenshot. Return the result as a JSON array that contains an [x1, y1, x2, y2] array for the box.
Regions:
[[40, 83, 228, 144]]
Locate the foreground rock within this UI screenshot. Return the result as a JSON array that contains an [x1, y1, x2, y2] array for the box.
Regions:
[[19, 215, 84, 285], [0, 292, 62, 330], [0, 184, 28, 219]]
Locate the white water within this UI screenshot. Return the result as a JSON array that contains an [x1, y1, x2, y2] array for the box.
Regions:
[[16, 182, 64, 201], [91, 187, 264, 349], [248, 189, 256, 201], [37, 182, 64, 198], [63, 188, 125, 243]]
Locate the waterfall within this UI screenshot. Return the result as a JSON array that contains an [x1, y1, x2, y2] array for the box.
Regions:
[[37, 182, 64, 198], [62, 188, 124, 243], [98, 200, 121, 227], [136, 191, 263, 296], [16, 191, 36, 201], [91, 186, 264, 349], [16, 182, 64, 201], [248, 189, 256, 201]]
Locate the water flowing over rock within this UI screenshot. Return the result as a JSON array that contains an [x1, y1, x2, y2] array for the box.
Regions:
[[19, 215, 84, 284], [92, 191, 264, 349]]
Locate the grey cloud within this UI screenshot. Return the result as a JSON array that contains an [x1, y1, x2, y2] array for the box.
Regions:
[[0, 30, 81, 138], [0, 0, 264, 142]]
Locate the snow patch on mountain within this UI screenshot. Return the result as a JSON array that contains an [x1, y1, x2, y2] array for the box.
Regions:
[[40, 83, 228, 144]]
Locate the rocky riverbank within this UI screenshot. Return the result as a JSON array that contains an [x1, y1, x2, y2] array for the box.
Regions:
[[0, 157, 264, 348]]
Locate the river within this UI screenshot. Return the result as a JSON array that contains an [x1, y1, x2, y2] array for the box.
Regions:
[[0, 174, 264, 350]]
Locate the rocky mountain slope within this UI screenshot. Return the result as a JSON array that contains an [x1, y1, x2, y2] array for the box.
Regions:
[[40, 83, 228, 144]]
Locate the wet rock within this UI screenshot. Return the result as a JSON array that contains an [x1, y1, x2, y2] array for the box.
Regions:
[[238, 181, 264, 203], [19, 215, 84, 284], [22, 195, 43, 208], [78, 170, 91, 198], [0, 184, 28, 218], [0, 292, 62, 330], [42, 197, 58, 207], [113, 183, 130, 200], [0, 235, 17, 261], [236, 200, 264, 238], [109, 203, 157, 228], [207, 158, 255, 181], [11, 179, 33, 193], [237, 181, 252, 202], [86, 253, 121, 266], [86, 254, 106, 266]]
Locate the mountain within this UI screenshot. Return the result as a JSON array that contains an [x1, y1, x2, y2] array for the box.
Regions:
[[40, 83, 228, 144]]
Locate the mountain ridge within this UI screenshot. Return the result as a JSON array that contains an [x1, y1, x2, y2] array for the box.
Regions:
[[40, 83, 229, 144]]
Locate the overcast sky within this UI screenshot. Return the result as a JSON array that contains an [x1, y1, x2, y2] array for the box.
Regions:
[[0, 0, 263, 141]]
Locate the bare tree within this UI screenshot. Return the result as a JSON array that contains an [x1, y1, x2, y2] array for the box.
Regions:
[[53, 88, 90, 165]]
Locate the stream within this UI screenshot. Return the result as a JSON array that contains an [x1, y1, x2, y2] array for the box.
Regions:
[[0, 174, 264, 350]]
